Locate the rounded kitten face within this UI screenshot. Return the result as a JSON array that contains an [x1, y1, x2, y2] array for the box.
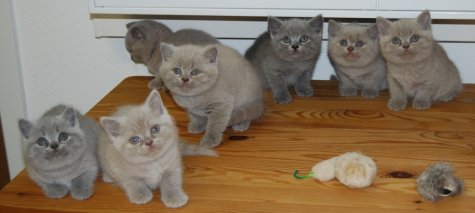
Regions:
[[23, 117, 86, 170], [379, 19, 434, 64], [159, 46, 219, 96], [328, 24, 380, 67], [271, 19, 322, 61]]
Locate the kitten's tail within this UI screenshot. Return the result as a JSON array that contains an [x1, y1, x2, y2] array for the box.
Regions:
[[179, 140, 218, 157]]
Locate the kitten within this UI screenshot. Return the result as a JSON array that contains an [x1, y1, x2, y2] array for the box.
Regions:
[[159, 43, 264, 148], [99, 90, 215, 206], [328, 20, 388, 98], [245, 15, 324, 104], [18, 105, 100, 200], [376, 10, 463, 111]]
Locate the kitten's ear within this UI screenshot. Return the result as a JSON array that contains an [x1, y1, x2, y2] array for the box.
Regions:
[[126, 21, 137, 29], [367, 24, 379, 41], [417, 10, 432, 31], [100, 117, 121, 137], [203, 46, 218, 64], [62, 107, 77, 127], [145, 90, 164, 115], [376, 17, 391, 36], [328, 20, 342, 38], [160, 43, 175, 62], [268, 16, 283, 36], [18, 119, 33, 139], [308, 15, 324, 34], [130, 26, 146, 40]]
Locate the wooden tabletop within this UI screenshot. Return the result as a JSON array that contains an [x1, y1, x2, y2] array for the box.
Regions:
[[1, 76, 474, 212]]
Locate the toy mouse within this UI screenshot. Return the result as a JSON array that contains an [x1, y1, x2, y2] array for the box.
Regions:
[[294, 152, 377, 188], [417, 161, 464, 202]]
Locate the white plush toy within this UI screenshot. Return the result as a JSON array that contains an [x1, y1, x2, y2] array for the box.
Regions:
[[294, 152, 377, 188]]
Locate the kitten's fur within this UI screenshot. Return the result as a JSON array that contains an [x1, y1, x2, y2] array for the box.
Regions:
[[376, 10, 463, 111], [159, 43, 264, 148], [245, 15, 324, 104], [328, 20, 387, 98], [99, 90, 214, 206], [18, 105, 100, 200]]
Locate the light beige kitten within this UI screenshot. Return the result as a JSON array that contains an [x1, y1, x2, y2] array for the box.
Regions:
[[376, 10, 463, 111], [99, 90, 214, 206], [159, 43, 264, 148]]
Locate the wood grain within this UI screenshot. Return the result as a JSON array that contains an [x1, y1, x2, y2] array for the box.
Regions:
[[1, 76, 474, 212]]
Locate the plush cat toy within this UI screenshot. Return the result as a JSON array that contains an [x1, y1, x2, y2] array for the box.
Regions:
[[417, 162, 464, 202], [294, 152, 377, 188]]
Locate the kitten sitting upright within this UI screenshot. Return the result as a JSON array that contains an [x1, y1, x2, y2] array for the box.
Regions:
[[159, 43, 264, 148], [376, 10, 463, 111], [328, 20, 387, 98], [245, 15, 324, 104], [18, 105, 101, 200]]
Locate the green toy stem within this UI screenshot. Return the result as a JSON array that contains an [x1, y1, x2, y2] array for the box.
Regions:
[[293, 170, 315, 179]]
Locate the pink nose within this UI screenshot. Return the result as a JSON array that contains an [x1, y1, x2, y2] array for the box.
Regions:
[[145, 138, 153, 146]]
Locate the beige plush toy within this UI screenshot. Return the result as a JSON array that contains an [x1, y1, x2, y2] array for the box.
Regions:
[[294, 152, 377, 188]]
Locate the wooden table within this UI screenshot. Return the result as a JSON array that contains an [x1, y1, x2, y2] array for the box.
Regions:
[[1, 76, 474, 212]]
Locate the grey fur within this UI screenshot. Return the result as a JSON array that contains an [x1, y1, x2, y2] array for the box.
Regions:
[[328, 20, 387, 98], [417, 162, 464, 202], [18, 105, 100, 200], [245, 15, 324, 104], [376, 10, 463, 111], [159, 44, 264, 148]]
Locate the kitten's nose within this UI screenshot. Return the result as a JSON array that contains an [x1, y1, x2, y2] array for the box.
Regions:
[[182, 77, 189, 82], [402, 44, 410, 49], [50, 143, 59, 150], [144, 138, 153, 146], [291, 44, 299, 50], [347, 46, 354, 52]]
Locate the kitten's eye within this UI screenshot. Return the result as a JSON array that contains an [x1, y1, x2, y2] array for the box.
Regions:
[[410, 34, 420, 43], [190, 69, 200, 76], [299, 35, 308, 43], [151, 125, 160, 134], [282, 36, 291, 44], [173, 68, 182, 76], [339, 39, 348, 46], [129, 136, 141, 145], [37, 138, 49, 146], [58, 132, 69, 142], [355, 40, 365, 48], [392, 37, 402, 45]]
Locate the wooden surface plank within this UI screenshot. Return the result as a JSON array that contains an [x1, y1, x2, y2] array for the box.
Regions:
[[1, 76, 474, 212]]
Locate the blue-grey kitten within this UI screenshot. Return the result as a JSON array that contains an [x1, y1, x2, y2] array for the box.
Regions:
[[18, 105, 101, 200], [417, 162, 464, 202], [245, 15, 324, 104]]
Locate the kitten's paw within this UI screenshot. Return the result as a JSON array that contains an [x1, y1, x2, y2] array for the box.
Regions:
[[43, 184, 69, 199], [273, 93, 293, 104], [387, 98, 407, 111], [232, 121, 250, 132], [102, 173, 114, 183], [438, 91, 460, 102], [412, 99, 431, 110], [70, 184, 93, 200], [200, 134, 223, 148], [340, 88, 358, 96], [361, 89, 379, 98], [128, 188, 153, 205], [295, 87, 314, 97], [162, 192, 188, 208], [188, 122, 206, 134]]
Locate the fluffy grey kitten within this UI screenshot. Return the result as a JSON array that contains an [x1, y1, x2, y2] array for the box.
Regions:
[[328, 20, 387, 98], [18, 105, 100, 200], [99, 90, 215, 206], [245, 15, 324, 104], [376, 10, 463, 111], [159, 43, 264, 148], [417, 162, 464, 202]]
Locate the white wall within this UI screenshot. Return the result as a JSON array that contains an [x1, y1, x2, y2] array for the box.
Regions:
[[2, 0, 475, 178]]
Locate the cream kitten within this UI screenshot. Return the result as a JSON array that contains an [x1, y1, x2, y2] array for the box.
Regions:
[[376, 10, 463, 111], [159, 43, 264, 148], [328, 20, 387, 98], [99, 90, 214, 206]]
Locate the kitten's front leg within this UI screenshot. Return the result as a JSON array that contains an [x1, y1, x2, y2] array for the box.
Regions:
[[360, 77, 382, 98], [337, 72, 358, 97], [412, 85, 434, 110], [188, 112, 207, 134], [387, 77, 408, 111], [70, 168, 97, 200], [122, 181, 153, 204], [201, 102, 233, 148], [265, 70, 292, 104], [160, 166, 188, 208], [294, 69, 314, 97], [40, 182, 69, 199]]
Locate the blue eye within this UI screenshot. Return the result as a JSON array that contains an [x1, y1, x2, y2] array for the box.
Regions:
[[355, 40, 365, 47], [282, 36, 291, 44], [151, 125, 160, 134], [190, 69, 200, 76], [37, 138, 49, 146], [58, 132, 69, 142], [129, 136, 141, 145], [173, 68, 182, 75], [299, 35, 308, 43], [410, 34, 420, 43], [392, 37, 402, 45], [339, 39, 348, 46]]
